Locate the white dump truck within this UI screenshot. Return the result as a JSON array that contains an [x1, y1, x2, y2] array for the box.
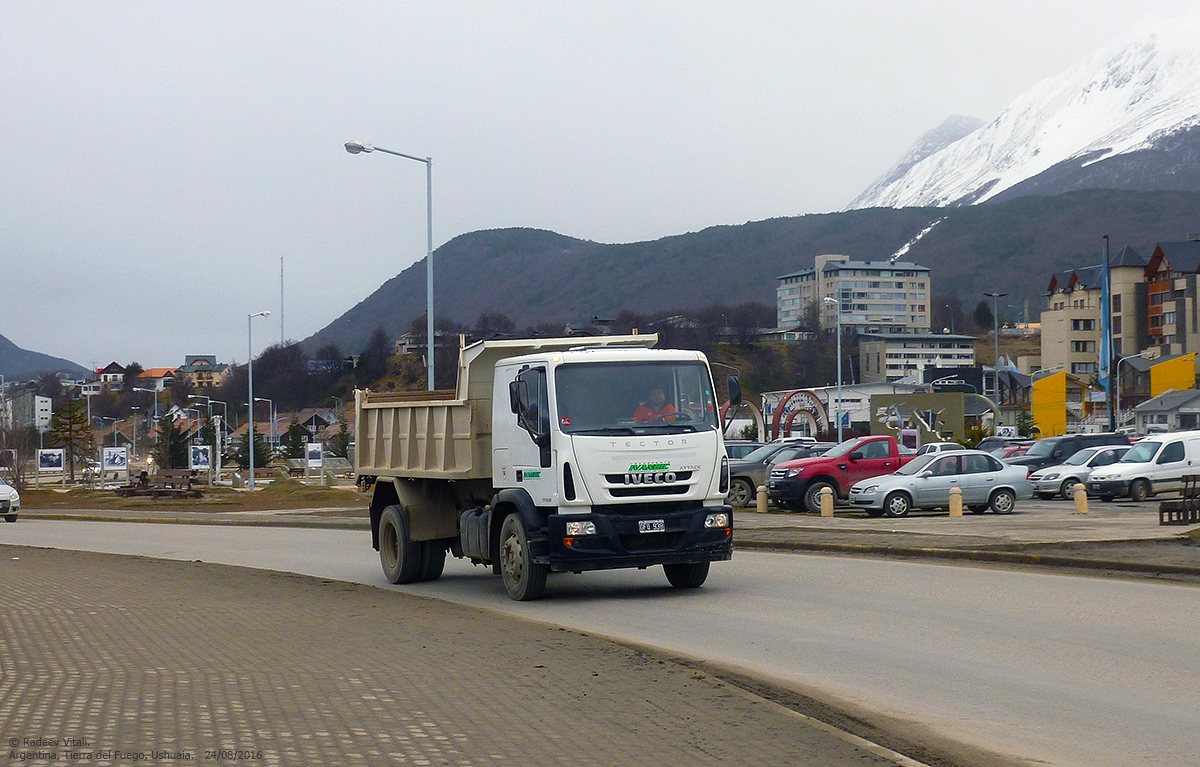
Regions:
[[355, 334, 739, 600]]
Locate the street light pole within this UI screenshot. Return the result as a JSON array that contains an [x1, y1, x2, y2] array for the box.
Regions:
[[983, 292, 1008, 400], [824, 296, 843, 441], [248, 311, 270, 489], [345, 140, 435, 390], [1115, 351, 1151, 430]]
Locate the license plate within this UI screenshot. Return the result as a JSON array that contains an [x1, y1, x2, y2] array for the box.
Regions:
[[638, 519, 665, 533]]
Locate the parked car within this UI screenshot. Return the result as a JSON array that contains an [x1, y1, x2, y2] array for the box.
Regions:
[[915, 442, 967, 456], [1088, 430, 1200, 501], [769, 436, 917, 513], [0, 479, 19, 522], [1028, 445, 1131, 499], [991, 444, 1031, 460], [726, 442, 827, 507], [848, 450, 1033, 517], [724, 440, 766, 460], [975, 436, 1031, 454], [1006, 433, 1131, 474]]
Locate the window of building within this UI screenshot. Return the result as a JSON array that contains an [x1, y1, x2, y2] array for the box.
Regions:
[[1070, 340, 1096, 353], [1112, 294, 1122, 312], [1112, 316, 1122, 334], [1071, 319, 1096, 331], [1071, 362, 1098, 375]]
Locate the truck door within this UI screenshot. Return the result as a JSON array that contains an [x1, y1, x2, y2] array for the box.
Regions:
[[845, 438, 896, 486], [509, 366, 556, 505]]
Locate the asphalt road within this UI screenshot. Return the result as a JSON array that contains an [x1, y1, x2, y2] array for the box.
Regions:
[[5, 516, 1199, 767]]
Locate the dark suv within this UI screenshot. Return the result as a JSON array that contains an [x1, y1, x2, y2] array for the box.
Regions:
[[1005, 433, 1130, 474]]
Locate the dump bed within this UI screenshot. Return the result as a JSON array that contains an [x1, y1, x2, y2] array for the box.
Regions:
[[355, 334, 657, 481]]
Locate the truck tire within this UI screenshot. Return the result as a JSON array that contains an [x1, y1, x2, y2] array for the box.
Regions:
[[418, 540, 447, 581], [379, 505, 421, 584], [803, 480, 836, 514], [499, 514, 547, 601], [663, 561, 709, 589], [727, 478, 754, 508]]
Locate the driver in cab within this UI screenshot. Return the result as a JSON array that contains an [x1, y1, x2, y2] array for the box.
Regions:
[[634, 387, 677, 422]]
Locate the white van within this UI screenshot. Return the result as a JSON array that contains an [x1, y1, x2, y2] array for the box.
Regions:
[[1087, 430, 1200, 502]]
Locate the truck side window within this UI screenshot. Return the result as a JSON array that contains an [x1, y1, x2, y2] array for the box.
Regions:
[[514, 367, 552, 468], [861, 440, 889, 459]]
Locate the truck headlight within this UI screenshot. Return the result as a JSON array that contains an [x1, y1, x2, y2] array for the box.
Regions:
[[785, 468, 803, 478], [565, 521, 597, 536], [704, 513, 729, 528]]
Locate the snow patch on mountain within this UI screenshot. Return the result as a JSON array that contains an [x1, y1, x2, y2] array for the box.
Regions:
[[847, 11, 1200, 210]]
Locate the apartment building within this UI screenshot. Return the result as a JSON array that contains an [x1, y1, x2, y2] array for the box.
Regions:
[[1144, 238, 1200, 355], [860, 333, 977, 383], [1040, 245, 1148, 377], [777, 254, 931, 334]]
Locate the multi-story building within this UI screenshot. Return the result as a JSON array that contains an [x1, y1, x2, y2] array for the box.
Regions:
[[177, 355, 230, 391], [859, 333, 976, 383], [1041, 245, 1148, 377], [1144, 238, 1200, 355], [777, 254, 931, 335]]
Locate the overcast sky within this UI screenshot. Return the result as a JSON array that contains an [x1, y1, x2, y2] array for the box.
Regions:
[[3, 1, 1198, 371]]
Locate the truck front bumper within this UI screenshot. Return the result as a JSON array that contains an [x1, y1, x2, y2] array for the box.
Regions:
[[545, 505, 733, 573]]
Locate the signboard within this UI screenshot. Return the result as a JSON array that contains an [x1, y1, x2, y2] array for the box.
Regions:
[[995, 425, 1018, 438], [190, 445, 212, 471], [37, 449, 64, 472], [102, 446, 128, 470], [306, 442, 323, 468]]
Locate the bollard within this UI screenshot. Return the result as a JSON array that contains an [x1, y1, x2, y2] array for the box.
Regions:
[[949, 486, 963, 517], [819, 486, 834, 517], [1073, 483, 1088, 514], [756, 485, 768, 514]]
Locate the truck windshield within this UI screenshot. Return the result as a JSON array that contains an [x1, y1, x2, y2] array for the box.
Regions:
[[555, 361, 719, 434]]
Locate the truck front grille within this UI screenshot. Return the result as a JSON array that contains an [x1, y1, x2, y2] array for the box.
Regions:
[[609, 485, 691, 498], [620, 531, 683, 551]]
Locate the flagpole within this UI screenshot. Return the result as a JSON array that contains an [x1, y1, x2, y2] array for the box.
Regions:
[[1103, 235, 1115, 432]]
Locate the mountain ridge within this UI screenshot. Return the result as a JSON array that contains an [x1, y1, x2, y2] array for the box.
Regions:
[[848, 14, 1200, 209], [0, 333, 90, 381], [302, 189, 1200, 355]]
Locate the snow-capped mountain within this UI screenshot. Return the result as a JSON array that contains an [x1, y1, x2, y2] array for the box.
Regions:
[[847, 13, 1200, 210]]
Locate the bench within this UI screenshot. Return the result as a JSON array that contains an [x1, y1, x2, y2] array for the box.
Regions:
[[115, 469, 204, 499], [1158, 475, 1200, 525]]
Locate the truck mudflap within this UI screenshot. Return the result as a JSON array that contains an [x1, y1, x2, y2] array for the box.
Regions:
[[544, 505, 733, 573]]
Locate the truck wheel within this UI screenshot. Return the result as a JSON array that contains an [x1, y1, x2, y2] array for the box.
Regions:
[[663, 561, 709, 589], [379, 505, 421, 584], [1129, 479, 1150, 502], [499, 514, 548, 601], [803, 481, 836, 514], [727, 478, 754, 508], [418, 540, 447, 581], [883, 491, 911, 518]]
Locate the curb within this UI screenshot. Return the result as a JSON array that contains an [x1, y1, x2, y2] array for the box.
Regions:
[[734, 538, 1200, 578], [21, 512, 369, 530]]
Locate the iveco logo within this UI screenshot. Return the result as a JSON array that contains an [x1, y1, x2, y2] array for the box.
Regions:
[[624, 471, 677, 485]]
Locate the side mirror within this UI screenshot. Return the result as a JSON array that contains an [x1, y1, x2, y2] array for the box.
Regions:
[[727, 374, 743, 409], [849, 450, 864, 461], [919, 470, 933, 478]]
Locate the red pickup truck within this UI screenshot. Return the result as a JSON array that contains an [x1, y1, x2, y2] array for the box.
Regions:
[[767, 436, 915, 513]]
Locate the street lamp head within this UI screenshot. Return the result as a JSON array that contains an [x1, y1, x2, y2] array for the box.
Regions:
[[345, 141, 374, 154], [250, 310, 270, 319]]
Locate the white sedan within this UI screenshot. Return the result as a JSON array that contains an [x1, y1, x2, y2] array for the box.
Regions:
[[1029, 445, 1131, 500], [849, 450, 1033, 517], [1, 479, 19, 522]]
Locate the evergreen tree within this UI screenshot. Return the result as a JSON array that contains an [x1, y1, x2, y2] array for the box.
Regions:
[[283, 420, 307, 459], [973, 300, 994, 330], [329, 420, 351, 458], [232, 430, 273, 469], [46, 400, 92, 481], [153, 415, 191, 469]]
